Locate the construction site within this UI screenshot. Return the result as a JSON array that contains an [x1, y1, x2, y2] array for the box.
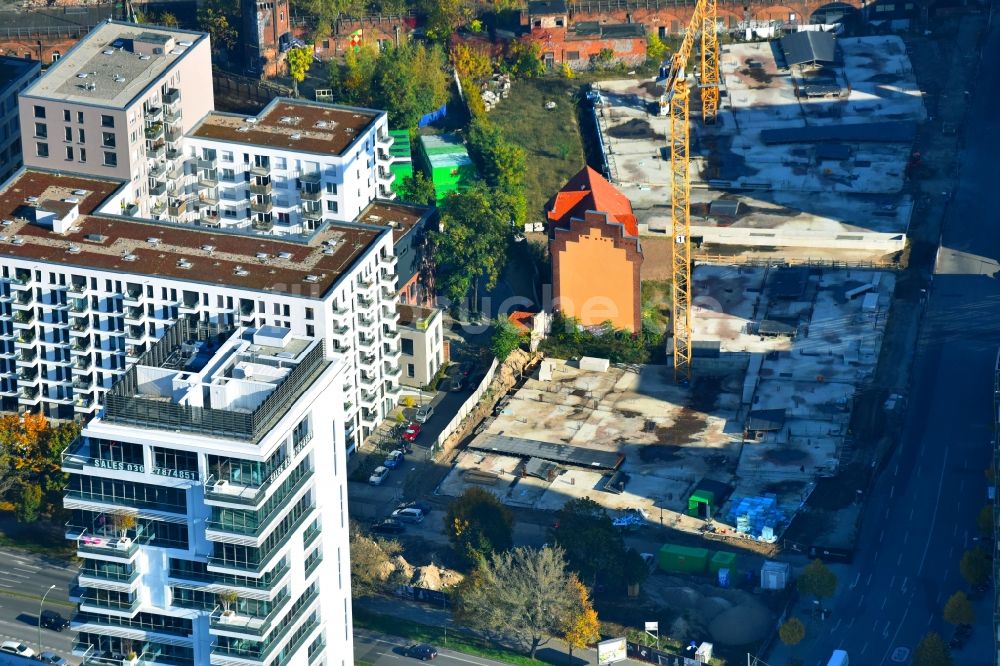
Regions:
[[436, 263, 894, 545], [590, 32, 924, 256]]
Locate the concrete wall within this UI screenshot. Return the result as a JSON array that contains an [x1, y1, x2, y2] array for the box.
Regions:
[[689, 223, 907, 253], [399, 308, 443, 387]]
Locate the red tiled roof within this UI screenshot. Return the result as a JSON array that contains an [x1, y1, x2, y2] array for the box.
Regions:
[[547, 166, 638, 237], [507, 310, 535, 333]]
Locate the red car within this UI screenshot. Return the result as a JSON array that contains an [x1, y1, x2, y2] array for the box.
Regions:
[[402, 422, 421, 442]]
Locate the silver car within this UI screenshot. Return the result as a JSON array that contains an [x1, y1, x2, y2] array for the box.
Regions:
[[415, 405, 434, 423]]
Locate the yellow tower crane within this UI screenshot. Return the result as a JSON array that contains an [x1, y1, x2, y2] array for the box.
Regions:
[[660, 0, 719, 382]]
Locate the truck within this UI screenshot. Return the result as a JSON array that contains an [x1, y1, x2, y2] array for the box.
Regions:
[[827, 650, 849, 666]]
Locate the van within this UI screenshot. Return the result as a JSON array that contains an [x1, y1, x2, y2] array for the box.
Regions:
[[391, 507, 425, 524]]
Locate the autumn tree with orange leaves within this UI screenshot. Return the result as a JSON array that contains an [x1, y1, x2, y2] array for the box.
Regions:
[[0, 414, 80, 522], [562, 575, 600, 663]]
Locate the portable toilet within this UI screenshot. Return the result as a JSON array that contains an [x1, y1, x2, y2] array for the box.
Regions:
[[760, 560, 790, 590], [718, 568, 730, 587]]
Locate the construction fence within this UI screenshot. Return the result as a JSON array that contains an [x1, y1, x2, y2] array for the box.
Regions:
[[432, 357, 499, 451]]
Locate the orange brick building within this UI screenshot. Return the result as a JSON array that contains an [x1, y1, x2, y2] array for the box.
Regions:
[[523, 0, 646, 69], [549, 167, 643, 332]]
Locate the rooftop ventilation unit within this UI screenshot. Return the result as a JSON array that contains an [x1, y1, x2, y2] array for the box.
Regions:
[[72, 190, 86, 196], [256, 252, 269, 260], [201, 244, 215, 252], [236, 126, 250, 133], [314, 121, 329, 129], [304, 275, 319, 283], [178, 40, 193, 47], [147, 237, 160, 245], [103, 49, 114, 55], [11, 237, 23, 245], [139, 55, 151, 60], [322, 247, 335, 255], [122, 253, 137, 262], [76, 72, 88, 79], [277, 251, 293, 260], [26, 197, 38, 203], [387, 220, 400, 228], [1, 220, 12, 226], [290, 133, 302, 140], [67, 245, 81, 254], [64, 197, 80, 204], [177, 259, 192, 269], [245, 118, 257, 124], [234, 267, 249, 277], [84, 234, 106, 243]]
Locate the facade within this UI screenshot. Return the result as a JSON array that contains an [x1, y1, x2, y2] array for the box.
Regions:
[[65, 320, 352, 666], [17, 21, 214, 213], [0, 169, 403, 450], [523, 0, 646, 70], [0, 57, 41, 183], [357, 199, 435, 308], [171, 99, 395, 235], [241, 0, 292, 78], [397, 305, 443, 388], [548, 167, 643, 331], [416, 134, 475, 204], [0, 5, 113, 65]]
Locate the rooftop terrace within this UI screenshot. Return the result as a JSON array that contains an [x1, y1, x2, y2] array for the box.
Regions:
[[104, 320, 329, 441], [190, 99, 382, 156], [21, 20, 207, 107], [0, 170, 386, 298], [356, 200, 430, 244]]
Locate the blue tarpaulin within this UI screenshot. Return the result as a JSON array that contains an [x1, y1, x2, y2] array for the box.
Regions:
[[417, 103, 447, 128]]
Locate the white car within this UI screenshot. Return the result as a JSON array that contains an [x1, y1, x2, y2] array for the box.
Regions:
[[415, 405, 434, 423], [369, 466, 389, 486], [0, 641, 34, 657], [391, 507, 425, 524]]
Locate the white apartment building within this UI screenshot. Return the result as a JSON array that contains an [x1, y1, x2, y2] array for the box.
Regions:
[[64, 320, 353, 666], [0, 169, 402, 449], [17, 21, 214, 213], [166, 99, 396, 235]]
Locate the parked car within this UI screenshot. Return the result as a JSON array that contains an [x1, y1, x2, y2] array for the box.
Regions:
[[447, 377, 464, 392], [40, 610, 69, 632], [396, 500, 431, 516], [415, 405, 434, 423], [370, 519, 405, 535], [38, 651, 69, 665], [391, 507, 425, 524], [0, 642, 33, 658], [369, 466, 389, 485], [384, 450, 405, 469], [404, 644, 438, 660], [402, 422, 422, 442]]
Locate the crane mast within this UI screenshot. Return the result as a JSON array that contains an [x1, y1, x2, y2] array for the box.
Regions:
[[662, 0, 719, 382]]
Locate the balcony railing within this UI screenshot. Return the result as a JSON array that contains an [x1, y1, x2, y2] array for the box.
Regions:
[[250, 182, 272, 195], [210, 594, 319, 663], [205, 470, 313, 537], [209, 592, 290, 637]]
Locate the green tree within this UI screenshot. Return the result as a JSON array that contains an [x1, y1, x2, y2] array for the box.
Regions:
[[591, 48, 617, 71], [505, 41, 545, 78], [445, 487, 514, 564], [197, 2, 238, 53], [560, 62, 575, 79], [421, 0, 471, 41], [456, 546, 579, 658], [943, 590, 974, 627], [959, 547, 990, 587], [550, 498, 648, 592], [397, 172, 436, 206], [349, 522, 403, 598], [287, 46, 313, 97], [647, 32, 668, 61], [467, 119, 526, 194], [292, 0, 365, 35], [490, 318, 524, 361], [797, 559, 837, 601], [778, 617, 806, 647], [158, 11, 179, 27], [451, 42, 492, 82], [562, 575, 600, 662], [432, 184, 512, 313], [914, 632, 951, 666], [11, 480, 41, 523], [977, 504, 993, 535]]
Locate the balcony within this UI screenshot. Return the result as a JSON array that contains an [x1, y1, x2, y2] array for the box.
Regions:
[[12, 311, 34, 326], [252, 218, 273, 232], [358, 336, 376, 353], [360, 390, 378, 409], [250, 181, 272, 195], [150, 182, 167, 197], [359, 373, 377, 389], [209, 594, 319, 665], [205, 472, 315, 546], [198, 156, 218, 170], [15, 349, 36, 363], [69, 299, 90, 314], [146, 143, 165, 159], [200, 191, 220, 206], [144, 124, 164, 141], [384, 347, 402, 363], [250, 164, 270, 177], [80, 592, 141, 617], [357, 295, 374, 309], [203, 458, 296, 509], [71, 338, 91, 353], [168, 199, 189, 217], [164, 88, 181, 106], [165, 126, 183, 143], [123, 289, 144, 304], [72, 376, 94, 391], [72, 357, 92, 371], [68, 282, 89, 295], [10, 273, 32, 288], [70, 320, 91, 336], [74, 396, 96, 411], [384, 365, 402, 379], [12, 291, 33, 307], [300, 188, 322, 201], [199, 172, 219, 188], [69, 525, 149, 562], [301, 207, 322, 222], [164, 107, 182, 123], [250, 199, 273, 214], [209, 593, 290, 637], [77, 565, 140, 590], [145, 106, 163, 121], [299, 171, 321, 183], [14, 330, 35, 345], [16, 368, 38, 383], [18, 387, 39, 402], [149, 163, 168, 180]]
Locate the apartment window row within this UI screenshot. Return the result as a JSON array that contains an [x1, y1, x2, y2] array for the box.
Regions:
[[75, 633, 193, 666], [208, 459, 312, 535], [67, 475, 188, 513], [169, 556, 288, 590], [74, 610, 192, 637], [210, 495, 314, 569]]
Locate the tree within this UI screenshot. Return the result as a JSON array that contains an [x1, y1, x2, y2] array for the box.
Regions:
[[490, 318, 524, 361], [467, 119, 527, 194], [197, 3, 238, 53], [943, 590, 974, 627], [445, 487, 514, 564], [560, 62, 575, 79], [158, 11, 179, 27], [505, 41, 545, 78], [977, 504, 993, 535], [11, 481, 41, 523], [287, 46, 313, 97], [113, 511, 137, 538], [550, 498, 648, 593], [562, 575, 600, 662], [778, 617, 806, 646], [421, 0, 471, 41], [959, 547, 990, 587], [591, 48, 617, 71], [914, 632, 951, 666], [451, 42, 492, 82], [456, 546, 580, 658], [397, 172, 436, 206], [432, 184, 512, 313], [217, 590, 239, 614], [647, 32, 668, 61], [797, 559, 837, 601], [349, 523, 403, 597]]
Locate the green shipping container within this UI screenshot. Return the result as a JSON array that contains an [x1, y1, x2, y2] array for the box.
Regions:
[[657, 544, 710, 574], [709, 550, 738, 574], [417, 133, 476, 202]]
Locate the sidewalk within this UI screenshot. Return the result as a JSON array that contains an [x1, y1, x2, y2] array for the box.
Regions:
[[354, 595, 643, 666]]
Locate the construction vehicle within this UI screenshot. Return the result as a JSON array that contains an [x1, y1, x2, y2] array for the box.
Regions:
[[827, 649, 849, 666], [657, 0, 720, 382]]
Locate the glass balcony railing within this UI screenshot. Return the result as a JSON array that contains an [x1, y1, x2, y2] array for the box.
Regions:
[[205, 470, 313, 538]]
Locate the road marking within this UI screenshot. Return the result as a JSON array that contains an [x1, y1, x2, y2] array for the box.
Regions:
[[895, 463, 899, 476], [12, 565, 38, 573], [867, 573, 873, 587], [833, 619, 842, 631], [880, 529, 885, 543], [918, 447, 950, 576], [897, 552, 904, 565], [861, 641, 870, 655], [0, 584, 12, 589], [890, 576, 896, 588], [902, 577, 908, 593], [904, 531, 909, 544], [882, 597, 889, 610], [878, 607, 910, 666], [910, 507, 915, 521], [850, 573, 860, 589], [890, 485, 895, 498]]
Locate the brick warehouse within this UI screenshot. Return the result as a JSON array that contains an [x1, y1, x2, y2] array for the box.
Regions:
[[0, 5, 111, 65], [523, 0, 647, 69]]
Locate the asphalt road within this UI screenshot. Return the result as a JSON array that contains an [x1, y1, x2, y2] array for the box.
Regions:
[[0, 549, 78, 661], [354, 629, 515, 666], [800, 10, 1000, 666]]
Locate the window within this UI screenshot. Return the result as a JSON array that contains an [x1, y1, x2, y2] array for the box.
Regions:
[[221, 168, 235, 182], [566, 51, 581, 61], [101, 114, 114, 128], [306, 324, 314, 337], [103, 151, 117, 167], [34, 122, 46, 138], [407, 363, 415, 378], [36, 142, 48, 158], [401, 338, 414, 356], [305, 307, 314, 320], [325, 182, 337, 194], [51, 51, 60, 62], [274, 156, 286, 169], [78, 128, 85, 143], [33, 105, 44, 119], [65, 146, 73, 160], [102, 132, 115, 148], [77, 111, 84, 123], [221, 150, 233, 162], [80, 148, 87, 163], [326, 200, 338, 212], [63, 109, 70, 122], [64, 127, 72, 141]]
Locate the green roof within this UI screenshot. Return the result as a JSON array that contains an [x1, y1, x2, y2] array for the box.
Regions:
[[388, 129, 412, 160]]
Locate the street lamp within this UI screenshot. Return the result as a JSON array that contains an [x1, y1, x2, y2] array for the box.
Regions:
[[38, 583, 56, 656]]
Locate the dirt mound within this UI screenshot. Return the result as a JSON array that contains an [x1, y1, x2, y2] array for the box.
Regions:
[[405, 562, 464, 591], [708, 600, 773, 645]]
